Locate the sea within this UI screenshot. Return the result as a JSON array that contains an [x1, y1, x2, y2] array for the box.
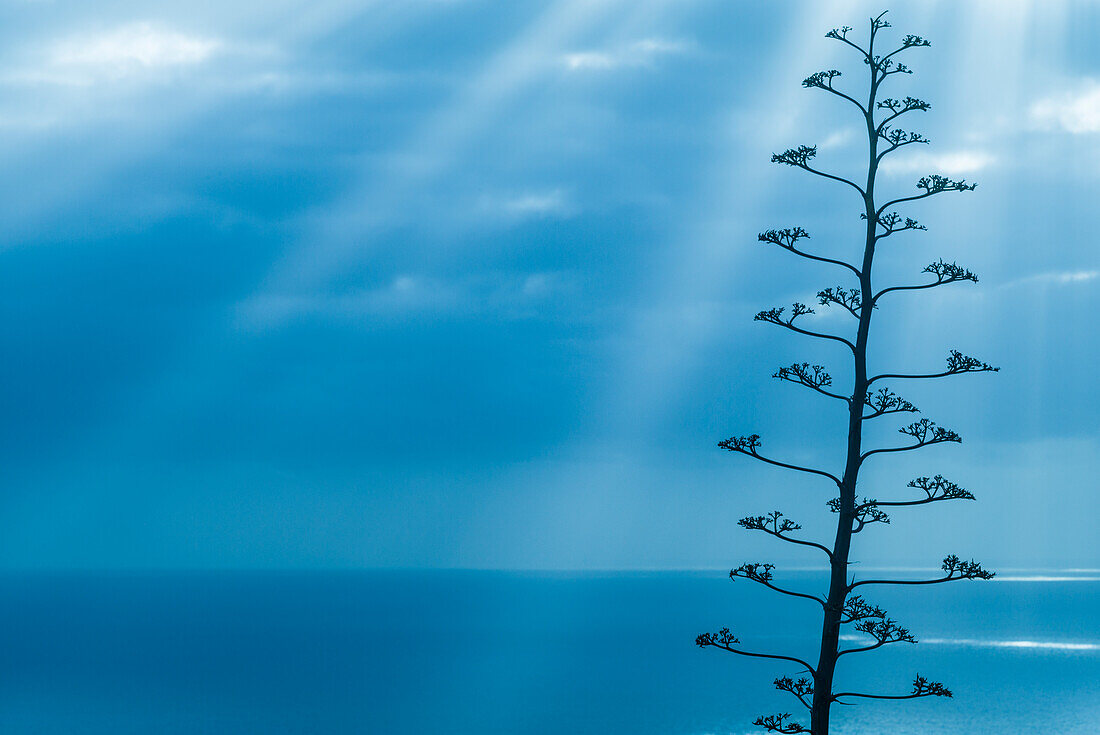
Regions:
[[0, 569, 1095, 734]]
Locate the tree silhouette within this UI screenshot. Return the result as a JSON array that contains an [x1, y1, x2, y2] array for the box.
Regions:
[[696, 12, 997, 735]]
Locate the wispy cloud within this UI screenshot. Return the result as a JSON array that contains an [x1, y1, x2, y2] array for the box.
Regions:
[[17, 22, 222, 85], [818, 128, 855, 150], [879, 150, 994, 176], [1003, 270, 1099, 288], [841, 634, 1100, 652], [488, 189, 574, 218], [236, 271, 575, 327], [561, 37, 693, 71], [1031, 82, 1100, 134]]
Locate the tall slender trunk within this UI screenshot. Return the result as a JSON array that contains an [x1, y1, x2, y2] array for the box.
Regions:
[[810, 69, 881, 735]]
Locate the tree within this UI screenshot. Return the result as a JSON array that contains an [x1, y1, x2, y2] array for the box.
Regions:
[[695, 12, 997, 735]]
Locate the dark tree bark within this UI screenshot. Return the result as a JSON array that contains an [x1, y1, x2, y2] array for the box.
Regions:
[[697, 13, 997, 735]]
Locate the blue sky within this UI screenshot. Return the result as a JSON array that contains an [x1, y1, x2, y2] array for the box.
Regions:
[[0, 0, 1096, 570]]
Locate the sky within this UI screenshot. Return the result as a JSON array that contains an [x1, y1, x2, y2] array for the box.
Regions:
[[0, 0, 1097, 571]]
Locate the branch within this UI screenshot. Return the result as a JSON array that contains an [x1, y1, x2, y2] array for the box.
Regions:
[[860, 418, 961, 464], [774, 676, 814, 711], [867, 211, 926, 242], [849, 554, 995, 591], [877, 127, 930, 162], [869, 350, 999, 385], [753, 713, 811, 734], [881, 33, 933, 63], [867, 475, 975, 508], [874, 260, 978, 301], [719, 434, 843, 487], [803, 69, 867, 114], [755, 305, 856, 352], [772, 145, 866, 197], [828, 496, 890, 533], [730, 563, 826, 607], [739, 511, 834, 560], [826, 24, 870, 61], [838, 616, 916, 656], [876, 96, 931, 131], [696, 628, 816, 675], [817, 286, 863, 319], [773, 362, 849, 403], [759, 228, 862, 277], [862, 387, 919, 420], [834, 675, 952, 703], [840, 595, 887, 624], [878, 174, 977, 216]]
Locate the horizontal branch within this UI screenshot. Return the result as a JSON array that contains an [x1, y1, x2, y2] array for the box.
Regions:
[[739, 512, 834, 560], [731, 563, 826, 606], [869, 350, 998, 385], [865, 475, 975, 508], [759, 228, 862, 277], [719, 434, 843, 487], [772, 145, 866, 197], [696, 628, 816, 675], [849, 555, 995, 591], [860, 419, 961, 464], [874, 260, 978, 302], [834, 675, 951, 703], [878, 174, 977, 216], [774, 362, 850, 403], [756, 305, 857, 352]]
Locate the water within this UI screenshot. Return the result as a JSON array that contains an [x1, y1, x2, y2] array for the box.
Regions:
[[0, 570, 1095, 734]]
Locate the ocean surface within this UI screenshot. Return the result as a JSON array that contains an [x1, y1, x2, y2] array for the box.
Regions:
[[0, 569, 1096, 734]]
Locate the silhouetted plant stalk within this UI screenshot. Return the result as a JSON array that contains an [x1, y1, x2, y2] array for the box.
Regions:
[[696, 12, 997, 735]]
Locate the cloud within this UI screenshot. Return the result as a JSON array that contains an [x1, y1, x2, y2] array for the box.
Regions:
[[1003, 270, 1099, 288], [1031, 82, 1100, 134], [561, 37, 692, 72], [879, 150, 994, 176], [495, 189, 573, 217], [818, 128, 855, 150], [13, 22, 221, 86], [236, 271, 575, 327]]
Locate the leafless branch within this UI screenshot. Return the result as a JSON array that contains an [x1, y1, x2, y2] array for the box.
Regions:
[[869, 350, 999, 384], [775, 676, 815, 711], [772, 145, 866, 197], [719, 434, 843, 487], [862, 387, 919, 419], [759, 228, 862, 277], [731, 563, 827, 606], [878, 174, 977, 215], [849, 555, 995, 591], [860, 419, 961, 464], [834, 675, 951, 702], [773, 362, 849, 403], [696, 628, 817, 675], [755, 305, 857, 352], [874, 260, 978, 301], [803, 69, 867, 114], [817, 286, 863, 319], [739, 511, 835, 559]]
